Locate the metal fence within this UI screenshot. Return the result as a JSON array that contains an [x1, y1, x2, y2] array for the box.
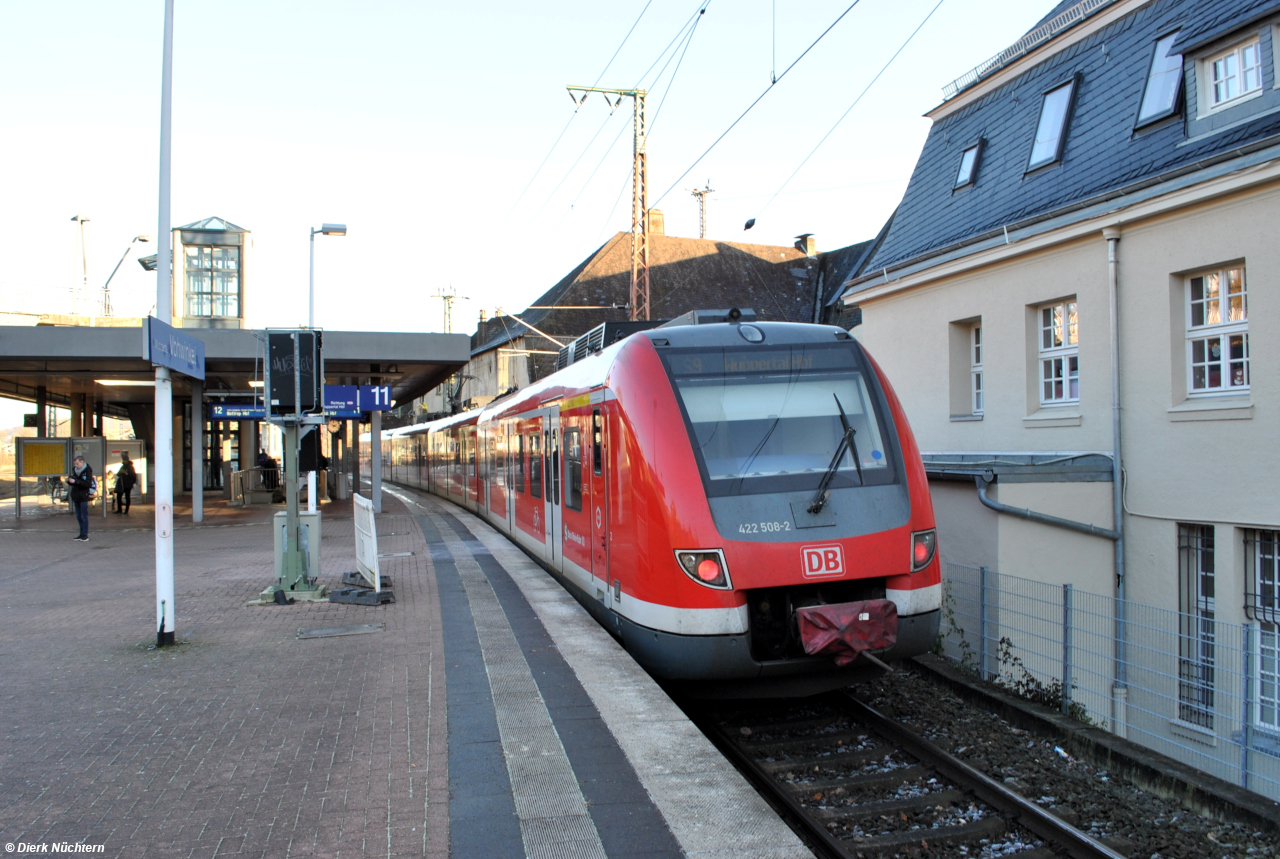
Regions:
[[939, 562, 1280, 802]]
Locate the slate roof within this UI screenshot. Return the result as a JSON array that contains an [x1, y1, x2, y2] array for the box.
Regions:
[[1172, 0, 1280, 52], [853, 0, 1280, 285], [470, 232, 818, 356]]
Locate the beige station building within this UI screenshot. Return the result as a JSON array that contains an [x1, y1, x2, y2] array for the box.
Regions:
[[835, 0, 1280, 798]]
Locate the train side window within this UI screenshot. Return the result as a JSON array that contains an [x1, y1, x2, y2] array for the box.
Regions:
[[592, 408, 602, 476], [529, 433, 543, 499], [550, 429, 561, 506], [564, 428, 583, 512], [516, 433, 525, 493]]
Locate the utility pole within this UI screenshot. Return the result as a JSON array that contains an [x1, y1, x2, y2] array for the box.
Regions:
[[433, 285, 468, 333], [567, 85, 649, 321], [689, 182, 714, 239]]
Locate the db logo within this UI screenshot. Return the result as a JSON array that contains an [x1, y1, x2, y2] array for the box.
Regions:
[[802, 544, 845, 578]]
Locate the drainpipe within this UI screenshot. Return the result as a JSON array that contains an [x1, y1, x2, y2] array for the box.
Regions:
[[974, 474, 1118, 540], [1105, 226, 1128, 737]]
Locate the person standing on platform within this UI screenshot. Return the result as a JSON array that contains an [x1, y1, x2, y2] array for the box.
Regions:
[[114, 452, 136, 514], [65, 454, 95, 542]]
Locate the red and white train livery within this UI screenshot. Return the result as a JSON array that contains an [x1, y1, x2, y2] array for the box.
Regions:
[[383, 314, 940, 695]]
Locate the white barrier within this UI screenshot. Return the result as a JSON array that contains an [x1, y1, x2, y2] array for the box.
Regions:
[[353, 493, 381, 593]]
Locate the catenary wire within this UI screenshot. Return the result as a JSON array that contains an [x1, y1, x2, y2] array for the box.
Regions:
[[563, 3, 709, 230], [752, 0, 947, 222], [499, 0, 655, 227], [653, 0, 864, 207], [541, 0, 709, 230]]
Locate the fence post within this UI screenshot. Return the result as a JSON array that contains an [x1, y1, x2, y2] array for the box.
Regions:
[[979, 566, 990, 681], [1062, 584, 1073, 715], [1241, 622, 1255, 790]]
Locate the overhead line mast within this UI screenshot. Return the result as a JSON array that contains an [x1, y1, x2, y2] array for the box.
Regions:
[[689, 181, 714, 239], [567, 85, 649, 321]]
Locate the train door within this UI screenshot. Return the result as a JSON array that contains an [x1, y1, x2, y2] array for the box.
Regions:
[[506, 422, 516, 528], [589, 406, 609, 593], [543, 408, 562, 568]]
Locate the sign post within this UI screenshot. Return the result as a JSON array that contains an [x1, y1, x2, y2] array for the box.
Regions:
[[259, 329, 328, 603]]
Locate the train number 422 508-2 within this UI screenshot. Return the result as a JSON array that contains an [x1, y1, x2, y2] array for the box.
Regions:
[[739, 521, 791, 534]]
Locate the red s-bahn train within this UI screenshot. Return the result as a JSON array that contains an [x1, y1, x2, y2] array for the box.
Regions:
[[381, 311, 940, 696]]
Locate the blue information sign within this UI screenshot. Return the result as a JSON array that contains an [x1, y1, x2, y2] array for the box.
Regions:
[[205, 386, 391, 421], [209, 402, 267, 420], [143, 316, 206, 380]]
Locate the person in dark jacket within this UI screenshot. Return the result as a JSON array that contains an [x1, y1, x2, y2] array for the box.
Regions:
[[65, 454, 95, 542], [114, 452, 137, 514]]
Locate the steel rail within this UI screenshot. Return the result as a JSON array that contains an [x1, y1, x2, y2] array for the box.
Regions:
[[686, 707, 856, 859], [841, 693, 1126, 859]]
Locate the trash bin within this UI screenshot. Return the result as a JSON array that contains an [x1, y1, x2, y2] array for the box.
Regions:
[[335, 472, 351, 500], [274, 510, 322, 580]]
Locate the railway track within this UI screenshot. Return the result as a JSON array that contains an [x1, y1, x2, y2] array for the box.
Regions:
[[689, 690, 1127, 859]]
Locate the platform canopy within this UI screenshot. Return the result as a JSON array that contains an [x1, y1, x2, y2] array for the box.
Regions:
[[0, 325, 471, 418]]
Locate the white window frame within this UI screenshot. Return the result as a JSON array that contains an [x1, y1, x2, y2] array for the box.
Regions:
[[1178, 524, 1217, 730], [1186, 266, 1249, 396], [1246, 530, 1280, 731], [1205, 38, 1263, 110], [1038, 300, 1078, 406], [970, 324, 984, 414]]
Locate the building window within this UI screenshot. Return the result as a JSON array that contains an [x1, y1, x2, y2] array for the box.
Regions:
[[1178, 524, 1216, 729], [185, 245, 240, 318], [1027, 78, 1077, 171], [971, 325, 984, 414], [1137, 32, 1183, 124], [1208, 39, 1262, 108], [955, 140, 984, 188], [1187, 267, 1248, 394], [1245, 530, 1280, 732], [1039, 301, 1078, 405]]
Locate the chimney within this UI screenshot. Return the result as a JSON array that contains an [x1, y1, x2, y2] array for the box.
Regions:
[[794, 233, 816, 256], [647, 208, 665, 237]]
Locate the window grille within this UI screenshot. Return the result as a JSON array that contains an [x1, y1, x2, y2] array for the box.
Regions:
[[1178, 524, 1216, 728], [1246, 530, 1280, 624]]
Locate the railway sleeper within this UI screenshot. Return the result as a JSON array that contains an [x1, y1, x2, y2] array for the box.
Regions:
[[731, 714, 854, 736], [836, 815, 1007, 854], [756, 745, 892, 774], [806, 788, 968, 822], [781, 764, 929, 795], [741, 728, 877, 755]]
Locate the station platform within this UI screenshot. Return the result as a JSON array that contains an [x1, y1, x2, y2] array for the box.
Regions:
[[0, 485, 811, 858]]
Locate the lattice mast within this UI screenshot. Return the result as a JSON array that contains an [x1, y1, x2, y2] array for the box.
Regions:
[[567, 85, 649, 320], [689, 182, 714, 239]]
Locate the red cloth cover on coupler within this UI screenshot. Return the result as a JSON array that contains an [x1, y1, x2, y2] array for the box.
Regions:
[[796, 599, 899, 667]]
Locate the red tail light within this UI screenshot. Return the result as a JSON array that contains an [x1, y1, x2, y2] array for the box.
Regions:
[[911, 529, 937, 572], [675, 550, 732, 589]]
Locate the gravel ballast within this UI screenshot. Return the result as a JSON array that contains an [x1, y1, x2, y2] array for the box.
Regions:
[[854, 665, 1280, 858]]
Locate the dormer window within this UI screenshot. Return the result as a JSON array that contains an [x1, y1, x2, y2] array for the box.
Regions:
[[1208, 39, 1262, 107], [1027, 78, 1078, 171], [1137, 32, 1183, 125], [954, 139, 984, 189]]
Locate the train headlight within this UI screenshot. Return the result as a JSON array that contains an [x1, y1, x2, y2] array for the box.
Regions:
[[675, 549, 732, 589], [911, 529, 937, 572]]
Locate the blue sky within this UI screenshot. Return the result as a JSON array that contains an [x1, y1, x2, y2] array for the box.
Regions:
[[0, 0, 1055, 424]]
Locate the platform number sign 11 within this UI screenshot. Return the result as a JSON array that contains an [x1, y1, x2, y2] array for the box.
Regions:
[[360, 385, 392, 411]]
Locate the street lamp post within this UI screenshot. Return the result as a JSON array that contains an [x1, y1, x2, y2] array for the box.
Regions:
[[101, 235, 151, 316], [307, 223, 345, 512]]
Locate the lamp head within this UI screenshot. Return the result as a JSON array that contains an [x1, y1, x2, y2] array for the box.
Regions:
[[320, 223, 347, 236], [135, 235, 151, 243]]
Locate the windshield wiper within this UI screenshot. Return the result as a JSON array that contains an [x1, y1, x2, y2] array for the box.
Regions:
[[807, 394, 863, 514]]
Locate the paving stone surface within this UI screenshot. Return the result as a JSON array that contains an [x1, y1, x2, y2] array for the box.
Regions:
[[0, 495, 448, 858]]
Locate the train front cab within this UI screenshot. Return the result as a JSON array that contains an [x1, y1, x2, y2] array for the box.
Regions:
[[599, 326, 941, 695]]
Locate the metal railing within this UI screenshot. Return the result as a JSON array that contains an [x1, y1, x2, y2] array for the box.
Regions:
[[941, 0, 1116, 100], [939, 562, 1280, 802]]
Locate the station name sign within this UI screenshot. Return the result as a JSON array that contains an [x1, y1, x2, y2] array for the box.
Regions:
[[143, 316, 206, 380]]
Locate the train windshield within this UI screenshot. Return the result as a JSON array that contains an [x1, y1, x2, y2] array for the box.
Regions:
[[663, 343, 895, 497]]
